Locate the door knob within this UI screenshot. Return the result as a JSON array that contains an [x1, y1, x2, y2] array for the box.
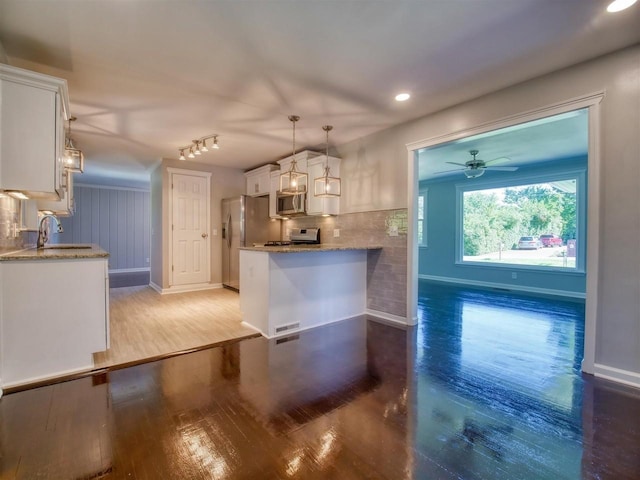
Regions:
[[202, 233, 208, 238]]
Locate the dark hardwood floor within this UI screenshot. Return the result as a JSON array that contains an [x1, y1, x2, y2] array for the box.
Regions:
[[1, 280, 639, 479]]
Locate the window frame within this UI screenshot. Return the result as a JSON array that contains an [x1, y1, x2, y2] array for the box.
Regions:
[[455, 168, 586, 273]]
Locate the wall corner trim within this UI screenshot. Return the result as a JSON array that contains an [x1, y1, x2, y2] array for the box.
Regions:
[[365, 309, 409, 326]]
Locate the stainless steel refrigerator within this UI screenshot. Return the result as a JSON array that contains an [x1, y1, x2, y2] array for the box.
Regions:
[[221, 195, 278, 291]]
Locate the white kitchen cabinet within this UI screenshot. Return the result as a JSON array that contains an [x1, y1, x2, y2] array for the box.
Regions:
[[0, 64, 69, 199], [245, 164, 279, 197], [36, 170, 75, 216], [276, 151, 317, 192], [0, 256, 109, 387], [307, 155, 341, 216]]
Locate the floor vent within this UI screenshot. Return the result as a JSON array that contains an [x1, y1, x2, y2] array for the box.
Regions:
[[276, 334, 300, 345], [275, 322, 300, 334]]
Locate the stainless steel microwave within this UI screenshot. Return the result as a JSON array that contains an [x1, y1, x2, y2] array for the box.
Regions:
[[276, 191, 306, 216]]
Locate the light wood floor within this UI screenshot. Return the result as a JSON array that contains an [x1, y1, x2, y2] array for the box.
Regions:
[[93, 286, 260, 369]]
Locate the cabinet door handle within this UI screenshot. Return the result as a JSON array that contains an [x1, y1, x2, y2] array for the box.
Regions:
[[201, 233, 208, 238]]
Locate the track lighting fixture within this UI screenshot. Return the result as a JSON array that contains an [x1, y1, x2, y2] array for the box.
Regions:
[[177, 134, 220, 160]]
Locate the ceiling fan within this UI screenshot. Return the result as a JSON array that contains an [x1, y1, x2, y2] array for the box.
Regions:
[[436, 149, 518, 178]]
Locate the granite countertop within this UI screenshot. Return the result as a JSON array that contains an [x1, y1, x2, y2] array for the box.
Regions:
[[240, 244, 383, 253], [0, 244, 109, 261]]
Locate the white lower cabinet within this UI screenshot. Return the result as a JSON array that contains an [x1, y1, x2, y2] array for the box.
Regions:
[[0, 258, 109, 387]]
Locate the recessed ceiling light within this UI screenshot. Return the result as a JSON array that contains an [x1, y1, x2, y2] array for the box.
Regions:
[[607, 0, 637, 12], [395, 93, 411, 102]]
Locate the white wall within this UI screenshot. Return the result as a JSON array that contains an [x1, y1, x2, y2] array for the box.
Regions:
[[335, 45, 640, 381], [151, 158, 246, 289]]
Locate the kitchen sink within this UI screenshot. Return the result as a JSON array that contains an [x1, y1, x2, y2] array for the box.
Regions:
[[44, 244, 93, 249]]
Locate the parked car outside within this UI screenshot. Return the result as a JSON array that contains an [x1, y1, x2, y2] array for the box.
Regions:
[[518, 236, 542, 250], [540, 234, 563, 247]]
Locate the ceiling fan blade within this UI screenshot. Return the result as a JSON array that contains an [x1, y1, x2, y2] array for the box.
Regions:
[[487, 166, 518, 171], [483, 156, 511, 165], [445, 161, 468, 167], [432, 168, 464, 175]]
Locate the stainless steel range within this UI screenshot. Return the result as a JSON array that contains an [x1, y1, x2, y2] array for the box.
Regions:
[[289, 228, 320, 245]]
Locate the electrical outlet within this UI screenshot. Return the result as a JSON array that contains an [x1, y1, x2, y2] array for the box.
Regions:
[[512, 272, 517, 279], [333, 229, 340, 238], [389, 225, 399, 237], [146, 258, 150, 263], [212, 228, 218, 236]]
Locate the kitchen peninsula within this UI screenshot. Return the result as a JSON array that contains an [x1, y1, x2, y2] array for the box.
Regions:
[[239, 244, 382, 338], [0, 245, 109, 391]]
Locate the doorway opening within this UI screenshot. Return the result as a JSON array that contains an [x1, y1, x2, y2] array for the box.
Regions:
[[406, 93, 603, 374]]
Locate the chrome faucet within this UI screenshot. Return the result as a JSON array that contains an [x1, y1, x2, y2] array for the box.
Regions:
[[37, 214, 64, 249]]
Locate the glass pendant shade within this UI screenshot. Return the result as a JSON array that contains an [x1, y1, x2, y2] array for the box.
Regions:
[[314, 124, 341, 197], [279, 160, 307, 194], [63, 116, 84, 172], [314, 166, 341, 197], [279, 115, 307, 194], [64, 142, 84, 173]]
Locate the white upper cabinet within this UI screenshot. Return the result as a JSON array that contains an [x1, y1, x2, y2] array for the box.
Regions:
[[307, 155, 341, 216], [245, 164, 279, 197], [36, 170, 75, 216], [276, 151, 340, 216], [0, 64, 69, 199]]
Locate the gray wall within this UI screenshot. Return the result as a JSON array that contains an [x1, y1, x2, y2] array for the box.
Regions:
[[334, 45, 640, 379], [419, 156, 587, 295], [58, 185, 150, 271]]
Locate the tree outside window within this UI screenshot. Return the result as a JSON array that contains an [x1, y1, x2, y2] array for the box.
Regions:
[[418, 190, 427, 246], [461, 178, 578, 269]]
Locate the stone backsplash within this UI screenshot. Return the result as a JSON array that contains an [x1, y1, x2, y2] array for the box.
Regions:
[[286, 209, 407, 319]]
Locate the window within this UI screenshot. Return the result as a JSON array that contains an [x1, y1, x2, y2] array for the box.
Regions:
[[458, 172, 583, 271], [418, 189, 427, 246]]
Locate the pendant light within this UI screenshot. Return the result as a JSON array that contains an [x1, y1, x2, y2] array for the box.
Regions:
[[63, 116, 84, 173], [314, 125, 341, 197], [279, 115, 308, 194]]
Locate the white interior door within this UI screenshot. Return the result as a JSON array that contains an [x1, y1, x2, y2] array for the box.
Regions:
[[171, 172, 210, 286]]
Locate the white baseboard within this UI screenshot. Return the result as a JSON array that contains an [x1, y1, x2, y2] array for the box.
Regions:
[[419, 274, 586, 299], [1, 364, 93, 390], [365, 309, 409, 327], [148, 282, 222, 295], [593, 363, 640, 390], [109, 267, 150, 274]]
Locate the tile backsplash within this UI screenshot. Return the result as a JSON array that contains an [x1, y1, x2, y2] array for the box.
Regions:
[[0, 197, 23, 250], [287, 209, 407, 318]]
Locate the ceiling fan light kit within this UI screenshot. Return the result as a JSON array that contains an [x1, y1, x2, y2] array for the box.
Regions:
[[178, 134, 219, 160], [435, 149, 518, 179]]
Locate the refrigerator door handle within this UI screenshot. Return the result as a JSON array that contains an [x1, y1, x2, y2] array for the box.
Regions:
[[227, 213, 232, 249]]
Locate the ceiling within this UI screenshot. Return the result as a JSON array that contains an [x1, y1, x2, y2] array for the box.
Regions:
[[0, 1, 638, 186], [418, 108, 589, 180]]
